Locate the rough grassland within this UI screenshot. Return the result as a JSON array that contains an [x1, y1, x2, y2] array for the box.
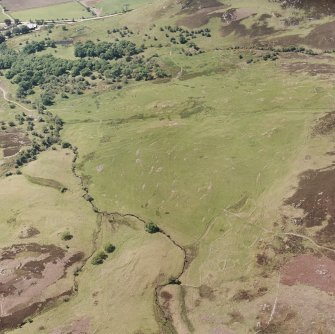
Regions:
[[54, 53, 333, 245], [0, 149, 96, 250], [42, 38, 334, 332], [2, 0, 335, 332]]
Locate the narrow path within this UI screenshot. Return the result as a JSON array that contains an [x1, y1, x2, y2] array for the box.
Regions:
[[70, 11, 127, 23], [0, 4, 14, 21], [284, 232, 335, 253], [20, 10, 133, 26], [0, 85, 33, 114]]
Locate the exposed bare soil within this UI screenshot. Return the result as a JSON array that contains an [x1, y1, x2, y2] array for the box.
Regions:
[[281, 254, 335, 293], [0, 128, 30, 158], [0, 243, 84, 331], [1, 0, 72, 12]]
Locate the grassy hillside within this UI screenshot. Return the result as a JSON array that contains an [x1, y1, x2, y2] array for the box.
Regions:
[[1, 0, 335, 333]]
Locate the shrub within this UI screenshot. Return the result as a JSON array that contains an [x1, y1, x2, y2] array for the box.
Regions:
[[91, 251, 108, 265], [74, 268, 81, 276], [104, 243, 116, 253], [145, 222, 160, 234], [61, 231, 73, 241], [84, 194, 94, 202], [61, 142, 71, 149], [168, 276, 181, 285]]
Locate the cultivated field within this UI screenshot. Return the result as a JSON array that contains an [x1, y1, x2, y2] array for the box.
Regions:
[[0, 0, 73, 11], [1, 0, 335, 333], [11, 2, 92, 21]]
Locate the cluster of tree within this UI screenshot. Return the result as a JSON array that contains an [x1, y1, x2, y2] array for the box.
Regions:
[[0, 44, 167, 104], [16, 144, 41, 166], [0, 24, 34, 42], [10, 25, 31, 36], [3, 18, 20, 26], [91, 243, 116, 265], [107, 26, 134, 38], [74, 40, 142, 60], [157, 26, 211, 48], [22, 39, 56, 54], [262, 52, 279, 61], [276, 46, 317, 55], [14, 112, 64, 168], [231, 45, 318, 56], [103, 55, 167, 81], [182, 42, 204, 56], [160, 25, 211, 38], [3, 52, 75, 98], [0, 120, 16, 130]]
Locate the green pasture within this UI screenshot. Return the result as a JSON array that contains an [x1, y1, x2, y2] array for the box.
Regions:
[[51, 50, 334, 245], [12, 1, 92, 21], [94, 0, 160, 15]]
